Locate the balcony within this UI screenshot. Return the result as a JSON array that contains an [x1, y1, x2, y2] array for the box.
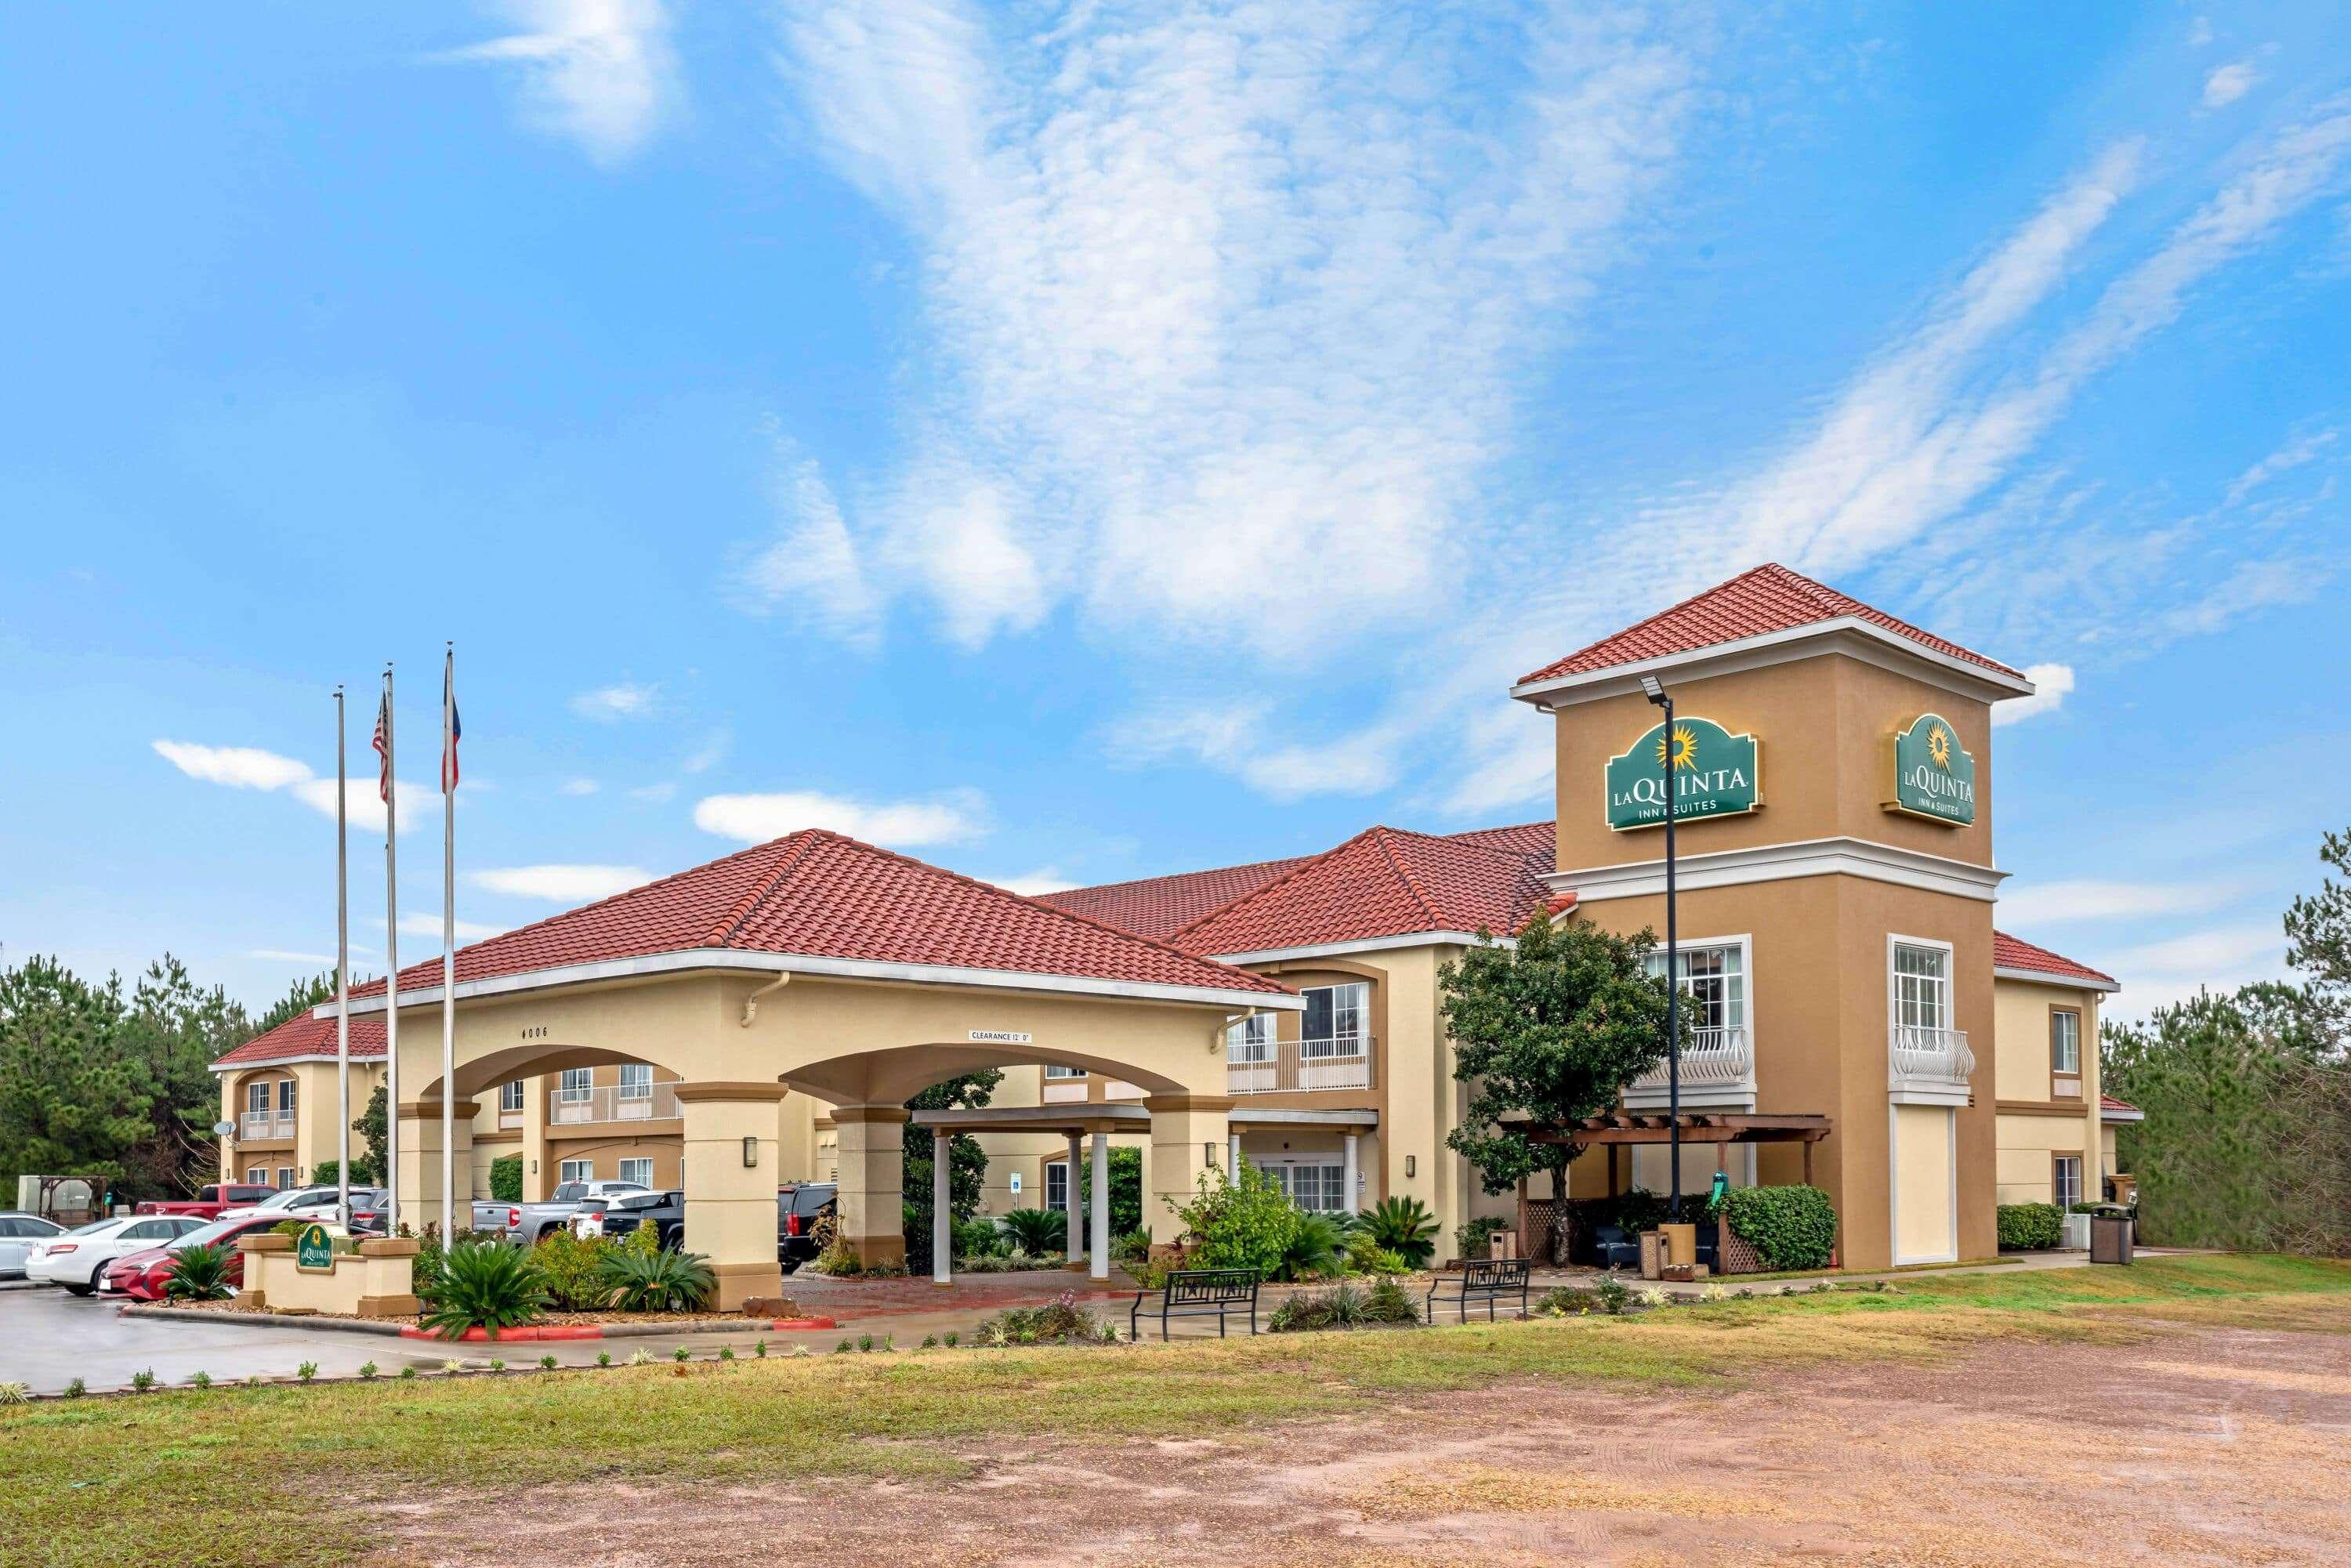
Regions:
[[1227, 1036, 1375, 1095], [549, 1084, 681, 1126], [1623, 1027, 1754, 1111], [1889, 1024, 1974, 1105], [239, 1110, 298, 1142]]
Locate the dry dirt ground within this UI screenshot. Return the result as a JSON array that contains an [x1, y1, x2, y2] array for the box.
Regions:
[[379, 1320, 2351, 1567]]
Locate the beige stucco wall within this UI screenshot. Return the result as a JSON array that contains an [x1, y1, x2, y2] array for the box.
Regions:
[[1994, 1112, 2091, 1206], [1890, 1104, 1957, 1263], [216, 1059, 386, 1187]]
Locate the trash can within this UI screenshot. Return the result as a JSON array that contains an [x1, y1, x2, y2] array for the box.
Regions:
[[2090, 1214, 2133, 1265], [1659, 1222, 1697, 1268], [1639, 1229, 1664, 1280]]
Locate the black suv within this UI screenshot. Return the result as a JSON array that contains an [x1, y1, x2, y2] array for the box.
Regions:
[[594, 1183, 838, 1273]]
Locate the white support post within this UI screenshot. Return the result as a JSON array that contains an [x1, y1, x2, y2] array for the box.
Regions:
[[1229, 1131, 1242, 1178], [932, 1130, 952, 1287], [1089, 1132, 1110, 1282], [1064, 1132, 1084, 1259], [1343, 1132, 1361, 1215]]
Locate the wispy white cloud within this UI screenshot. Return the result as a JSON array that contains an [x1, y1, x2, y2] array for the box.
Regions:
[[441, 0, 678, 164], [1999, 877, 2248, 926], [466, 864, 651, 902], [1111, 701, 1400, 801], [628, 781, 678, 803], [154, 740, 424, 834], [763, 1, 1705, 657], [2104, 921, 2288, 1016], [249, 948, 340, 966], [992, 867, 1075, 897], [2224, 426, 2337, 505], [2203, 61, 2258, 109], [692, 788, 987, 848], [681, 729, 730, 776], [396, 912, 509, 943], [1991, 663, 2076, 728], [560, 777, 601, 796], [570, 681, 661, 720], [731, 442, 881, 644]]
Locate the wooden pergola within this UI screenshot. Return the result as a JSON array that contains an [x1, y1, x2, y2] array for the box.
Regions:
[[1509, 1112, 1835, 1191]]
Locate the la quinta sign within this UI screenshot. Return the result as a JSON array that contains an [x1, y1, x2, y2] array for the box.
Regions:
[[1886, 713, 1976, 825], [1603, 717, 1762, 831]]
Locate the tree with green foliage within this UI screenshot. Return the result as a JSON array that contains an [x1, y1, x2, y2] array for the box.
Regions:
[[255, 972, 335, 1036], [1078, 1145, 1143, 1238], [354, 1083, 389, 1186], [488, 1152, 523, 1201], [1440, 913, 1683, 1262], [2285, 825, 2351, 1039], [901, 1068, 1002, 1273]]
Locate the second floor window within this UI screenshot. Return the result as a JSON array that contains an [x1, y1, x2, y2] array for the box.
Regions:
[[276, 1080, 296, 1114], [500, 1080, 525, 1113], [1225, 1014, 1275, 1063], [559, 1067, 592, 1103], [1300, 984, 1367, 1054], [1644, 943, 1746, 1034], [246, 1082, 269, 1114], [1893, 942, 1951, 1031], [2050, 1010, 2081, 1075], [618, 1063, 653, 1100]]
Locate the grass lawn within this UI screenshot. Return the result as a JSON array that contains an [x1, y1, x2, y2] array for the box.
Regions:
[[5, 1254, 2346, 1567]]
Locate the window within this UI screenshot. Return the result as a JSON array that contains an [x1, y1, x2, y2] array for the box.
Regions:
[[560, 1159, 593, 1183], [618, 1063, 653, 1100], [1300, 984, 1367, 1056], [245, 1081, 269, 1114], [1225, 1013, 1275, 1063], [248, 1165, 268, 1186], [558, 1068, 592, 1103], [618, 1157, 654, 1186], [1045, 1161, 1070, 1212], [1892, 942, 1951, 1030], [1042, 1064, 1087, 1079], [2052, 1154, 2083, 1210], [1268, 1162, 1347, 1213], [2050, 1010, 2081, 1076], [276, 1080, 296, 1114], [277, 1168, 296, 1190], [1644, 942, 1747, 1033], [499, 1081, 525, 1113]]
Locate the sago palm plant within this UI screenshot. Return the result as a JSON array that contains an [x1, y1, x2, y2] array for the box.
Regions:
[[163, 1243, 235, 1302], [419, 1241, 551, 1341], [596, 1245, 716, 1313]]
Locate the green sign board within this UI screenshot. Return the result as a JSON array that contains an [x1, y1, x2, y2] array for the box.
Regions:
[[1886, 712, 1976, 826], [295, 1222, 336, 1273], [1603, 717, 1762, 831]]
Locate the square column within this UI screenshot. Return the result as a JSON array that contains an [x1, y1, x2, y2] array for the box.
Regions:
[[394, 1100, 476, 1233], [832, 1104, 909, 1269], [1089, 1132, 1111, 1281], [932, 1130, 953, 1287], [676, 1082, 788, 1310], [1144, 1094, 1232, 1247], [1065, 1132, 1084, 1260]]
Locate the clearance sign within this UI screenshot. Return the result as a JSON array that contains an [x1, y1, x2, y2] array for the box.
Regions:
[[1603, 718, 1762, 831], [1886, 713, 1976, 826]]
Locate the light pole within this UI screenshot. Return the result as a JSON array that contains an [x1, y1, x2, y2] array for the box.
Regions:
[[1641, 675, 1683, 1222]]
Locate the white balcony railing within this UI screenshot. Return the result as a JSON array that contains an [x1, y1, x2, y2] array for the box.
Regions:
[[239, 1110, 298, 1141], [549, 1083, 681, 1126], [1889, 1024, 1974, 1103], [1227, 1036, 1375, 1095], [1627, 1025, 1759, 1110]]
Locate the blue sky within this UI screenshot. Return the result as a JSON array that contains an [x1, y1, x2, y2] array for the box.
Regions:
[[2, 2, 2346, 1020]]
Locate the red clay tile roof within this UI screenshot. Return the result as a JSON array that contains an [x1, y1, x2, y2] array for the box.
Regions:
[[2100, 1095, 2141, 1115], [1036, 854, 1312, 943], [1993, 930, 2118, 989], [346, 830, 1290, 1003], [1172, 827, 1551, 957], [215, 1011, 386, 1069], [1516, 563, 2024, 688]]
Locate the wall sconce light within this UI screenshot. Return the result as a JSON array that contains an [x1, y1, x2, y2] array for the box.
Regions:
[[1404, 1155, 1416, 1179], [742, 1135, 759, 1168], [1205, 1142, 1219, 1169], [529, 1160, 538, 1175]]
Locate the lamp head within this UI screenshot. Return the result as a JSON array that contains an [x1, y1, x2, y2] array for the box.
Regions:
[[1640, 675, 1667, 705]]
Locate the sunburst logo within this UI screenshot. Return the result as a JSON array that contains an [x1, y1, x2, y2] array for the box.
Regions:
[[1655, 724, 1699, 771], [1927, 724, 1953, 771]]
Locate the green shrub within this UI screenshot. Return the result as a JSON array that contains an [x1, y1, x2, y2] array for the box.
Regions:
[[1358, 1196, 1440, 1269], [1342, 1229, 1408, 1275], [1113, 1227, 1154, 1266], [63, 1378, 85, 1399], [296, 1361, 317, 1383], [596, 1245, 715, 1313], [530, 1229, 615, 1312], [358, 1362, 379, 1380], [308, 1157, 380, 1186], [1997, 1202, 2063, 1251], [972, 1291, 1116, 1346], [419, 1240, 551, 1341], [271, 1219, 309, 1240], [1269, 1279, 1421, 1333], [1455, 1215, 1508, 1258], [1169, 1164, 1296, 1280], [1079, 1145, 1144, 1237], [1278, 1212, 1347, 1281], [1717, 1185, 1838, 1271], [1580, 1187, 1669, 1236], [488, 1153, 524, 1203], [953, 1216, 1007, 1258], [998, 1208, 1066, 1258], [164, 1243, 235, 1302], [0, 1382, 29, 1405], [130, 1368, 156, 1393]]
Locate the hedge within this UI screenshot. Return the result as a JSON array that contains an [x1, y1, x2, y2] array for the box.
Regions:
[[1717, 1184, 1837, 1270], [1997, 1202, 2063, 1251], [489, 1153, 523, 1203]]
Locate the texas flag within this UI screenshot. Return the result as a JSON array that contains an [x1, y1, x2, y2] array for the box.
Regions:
[[441, 651, 462, 795]]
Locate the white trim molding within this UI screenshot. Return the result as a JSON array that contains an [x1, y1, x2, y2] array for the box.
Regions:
[[2099, 1103, 2146, 1124], [1512, 618, 2035, 710], [1994, 965, 2120, 994], [1555, 836, 2006, 905], [315, 947, 1306, 1020], [1202, 930, 1500, 967]]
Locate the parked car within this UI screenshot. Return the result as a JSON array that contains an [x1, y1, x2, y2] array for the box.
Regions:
[[216, 1185, 350, 1223], [777, 1182, 836, 1274], [100, 1212, 287, 1301], [132, 1183, 277, 1220], [579, 1189, 683, 1246], [472, 1179, 653, 1245], [25, 1215, 207, 1295], [0, 1212, 67, 1278]]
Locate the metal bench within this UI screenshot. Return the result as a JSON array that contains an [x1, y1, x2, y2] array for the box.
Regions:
[[1425, 1258, 1532, 1323], [1131, 1267, 1261, 1340]]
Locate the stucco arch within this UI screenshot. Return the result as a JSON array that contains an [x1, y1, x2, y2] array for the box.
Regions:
[[781, 1041, 1184, 1106], [226, 1063, 298, 1098], [417, 1041, 694, 1103]]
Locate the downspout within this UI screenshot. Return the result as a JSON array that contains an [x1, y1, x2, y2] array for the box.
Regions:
[[740, 972, 791, 1027]]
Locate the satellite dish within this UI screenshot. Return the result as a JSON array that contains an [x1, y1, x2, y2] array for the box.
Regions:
[[212, 1119, 236, 1139]]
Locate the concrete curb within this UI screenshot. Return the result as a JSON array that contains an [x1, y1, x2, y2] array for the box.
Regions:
[[119, 1303, 405, 1336], [117, 1303, 837, 1339]]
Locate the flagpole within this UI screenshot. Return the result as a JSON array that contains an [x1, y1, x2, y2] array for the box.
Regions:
[[335, 686, 351, 1230], [382, 666, 400, 1238], [440, 642, 456, 1245]]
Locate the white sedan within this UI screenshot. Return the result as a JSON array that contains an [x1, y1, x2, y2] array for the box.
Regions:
[[26, 1215, 207, 1295], [216, 1186, 342, 1223]]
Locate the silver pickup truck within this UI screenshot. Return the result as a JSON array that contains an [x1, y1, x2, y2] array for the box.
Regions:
[[471, 1179, 652, 1245]]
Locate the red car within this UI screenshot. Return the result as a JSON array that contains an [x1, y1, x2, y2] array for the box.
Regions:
[[134, 1183, 277, 1221], [100, 1212, 284, 1301]]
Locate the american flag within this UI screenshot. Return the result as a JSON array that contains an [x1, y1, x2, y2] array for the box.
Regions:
[[371, 687, 393, 804], [441, 654, 462, 795]]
